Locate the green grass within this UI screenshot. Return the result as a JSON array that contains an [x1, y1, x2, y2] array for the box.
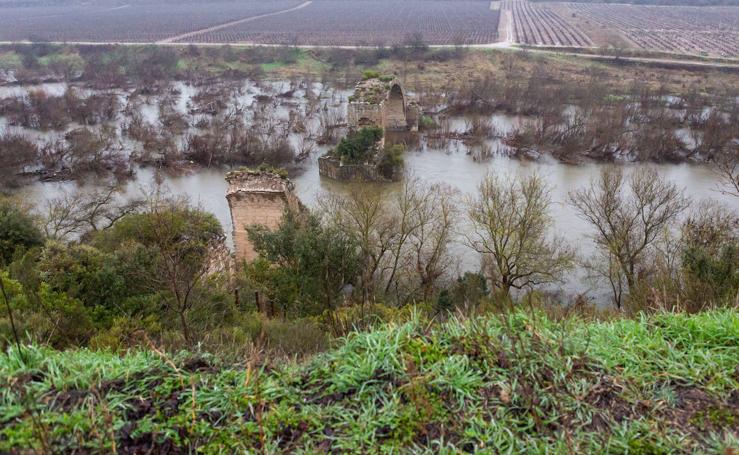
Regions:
[[1, 310, 737, 453], [260, 50, 329, 74], [0, 52, 22, 71]]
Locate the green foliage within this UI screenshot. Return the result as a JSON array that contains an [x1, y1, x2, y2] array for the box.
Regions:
[[93, 204, 222, 253], [0, 201, 229, 349], [362, 70, 381, 80], [419, 114, 437, 130], [0, 270, 95, 349], [682, 243, 738, 308], [678, 206, 739, 311], [246, 210, 360, 318], [0, 199, 43, 265], [92, 203, 224, 344], [37, 242, 127, 326], [435, 289, 453, 313], [333, 127, 383, 164], [232, 164, 289, 179], [378, 144, 405, 179], [361, 71, 394, 83], [0, 310, 736, 453], [0, 52, 22, 71]]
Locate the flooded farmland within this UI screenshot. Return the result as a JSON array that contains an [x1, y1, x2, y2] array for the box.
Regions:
[[3, 78, 737, 302]]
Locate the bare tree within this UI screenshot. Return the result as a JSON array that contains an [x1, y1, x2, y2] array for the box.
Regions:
[[321, 178, 459, 304], [569, 167, 690, 308], [464, 174, 574, 297], [42, 184, 143, 241], [319, 185, 396, 303], [0, 132, 37, 187], [384, 179, 426, 297], [408, 182, 458, 301], [713, 147, 739, 198]]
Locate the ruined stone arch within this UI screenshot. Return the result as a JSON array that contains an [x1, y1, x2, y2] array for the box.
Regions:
[[384, 83, 407, 131], [347, 78, 417, 132]]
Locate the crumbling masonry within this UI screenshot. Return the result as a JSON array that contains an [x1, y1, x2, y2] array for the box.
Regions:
[[225, 169, 301, 262], [347, 78, 419, 132]]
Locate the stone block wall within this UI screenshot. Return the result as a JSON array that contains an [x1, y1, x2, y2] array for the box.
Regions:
[[348, 103, 383, 128], [318, 155, 384, 181], [227, 192, 287, 262], [225, 170, 301, 262]]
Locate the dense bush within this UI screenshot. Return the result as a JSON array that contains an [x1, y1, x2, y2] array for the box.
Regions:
[[0, 199, 42, 265], [334, 126, 383, 164], [377, 144, 405, 179], [0, 198, 234, 349], [246, 210, 360, 319]]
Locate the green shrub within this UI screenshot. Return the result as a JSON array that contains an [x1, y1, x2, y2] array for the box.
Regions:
[[362, 70, 381, 80], [419, 115, 437, 130], [378, 144, 404, 179], [246, 210, 360, 318], [0, 198, 43, 265], [37, 242, 128, 326], [334, 127, 383, 164]]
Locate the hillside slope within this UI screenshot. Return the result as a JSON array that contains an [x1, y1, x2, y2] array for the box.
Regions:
[[1, 310, 738, 453]]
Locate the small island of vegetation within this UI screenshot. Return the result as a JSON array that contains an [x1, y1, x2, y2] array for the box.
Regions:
[[319, 126, 405, 181]]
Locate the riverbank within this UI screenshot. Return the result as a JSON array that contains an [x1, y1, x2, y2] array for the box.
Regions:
[[2, 309, 737, 452]]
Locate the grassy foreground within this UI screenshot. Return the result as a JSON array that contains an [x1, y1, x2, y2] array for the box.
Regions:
[[1, 310, 737, 453]]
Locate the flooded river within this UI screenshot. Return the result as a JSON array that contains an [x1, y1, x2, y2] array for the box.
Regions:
[[5, 80, 738, 303], [21, 145, 738, 302]]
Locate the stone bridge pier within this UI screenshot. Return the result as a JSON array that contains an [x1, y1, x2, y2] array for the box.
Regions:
[[225, 169, 301, 262]]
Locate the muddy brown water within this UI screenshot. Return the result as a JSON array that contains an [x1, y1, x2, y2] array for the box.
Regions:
[[21, 147, 738, 304], [5, 81, 738, 304]]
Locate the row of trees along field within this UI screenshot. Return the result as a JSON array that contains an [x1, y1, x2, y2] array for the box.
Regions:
[[1, 165, 737, 357]]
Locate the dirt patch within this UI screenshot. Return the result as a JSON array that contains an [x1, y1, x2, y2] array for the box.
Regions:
[[181, 356, 217, 373], [46, 388, 92, 412], [276, 420, 309, 450], [117, 422, 184, 455], [306, 387, 357, 406], [584, 376, 633, 423], [98, 368, 165, 394], [660, 385, 738, 436], [414, 422, 444, 446]]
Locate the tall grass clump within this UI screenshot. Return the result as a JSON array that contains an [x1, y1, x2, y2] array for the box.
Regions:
[[0, 310, 737, 453]]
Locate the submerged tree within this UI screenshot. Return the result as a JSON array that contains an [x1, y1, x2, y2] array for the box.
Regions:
[[713, 146, 739, 198], [464, 174, 574, 297], [569, 167, 689, 309]]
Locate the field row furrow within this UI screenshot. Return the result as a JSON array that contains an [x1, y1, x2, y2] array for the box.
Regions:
[[506, 0, 593, 46], [566, 2, 739, 57]]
